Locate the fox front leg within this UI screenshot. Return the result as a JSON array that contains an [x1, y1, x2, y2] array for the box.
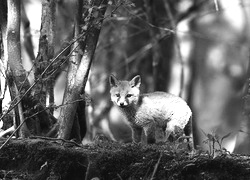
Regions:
[[131, 126, 143, 143], [165, 122, 176, 142], [143, 124, 156, 144]]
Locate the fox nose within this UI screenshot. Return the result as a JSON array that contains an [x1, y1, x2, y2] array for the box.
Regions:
[[120, 102, 124, 107]]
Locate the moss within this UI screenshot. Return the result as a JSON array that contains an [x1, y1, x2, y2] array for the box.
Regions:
[[0, 138, 249, 179]]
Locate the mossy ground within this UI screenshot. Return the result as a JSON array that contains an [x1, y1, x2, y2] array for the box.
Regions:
[[0, 137, 249, 179]]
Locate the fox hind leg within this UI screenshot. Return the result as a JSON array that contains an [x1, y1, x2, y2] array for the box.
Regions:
[[131, 126, 143, 143], [155, 126, 166, 143]]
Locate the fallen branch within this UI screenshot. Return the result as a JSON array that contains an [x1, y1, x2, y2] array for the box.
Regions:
[[150, 152, 162, 180], [0, 126, 15, 137], [29, 136, 82, 147]]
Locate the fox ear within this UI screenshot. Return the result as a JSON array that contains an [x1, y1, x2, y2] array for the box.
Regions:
[[109, 74, 119, 87], [130, 75, 141, 88]]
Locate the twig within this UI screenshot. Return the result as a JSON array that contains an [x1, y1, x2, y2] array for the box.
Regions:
[[0, 32, 86, 122], [0, 90, 89, 150], [0, 117, 28, 150], [29, 136, 82, 147], [124, 6, 175, 34], [0, 66, 8, 100], [150, 152, 162, 180], [15, 82, 28, 138], [84, 161, 91, 180], [0, 126, 15, 137], [214, 0, 219, 11], [117, 174, 123, 180], [114, 43, 152, 71], [46, 43, 80, 79]]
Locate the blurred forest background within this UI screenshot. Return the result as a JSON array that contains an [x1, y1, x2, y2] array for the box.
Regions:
[[1, 0, 250, 154]]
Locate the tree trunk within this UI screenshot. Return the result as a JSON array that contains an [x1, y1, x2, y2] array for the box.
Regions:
[[34, 0, 56, 114], [6, 0, 30, 137], [1, 0, 55, 136], [143, 0, 175, 92], [21, 2, 35, 62], [58, 0, 108, 140], [237, 50, 250, 153]]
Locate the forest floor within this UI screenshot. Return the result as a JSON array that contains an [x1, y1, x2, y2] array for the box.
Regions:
[[0, 137, 249, 180]]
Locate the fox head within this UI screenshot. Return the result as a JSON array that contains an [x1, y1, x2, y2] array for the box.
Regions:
[[109, 75, 141, 108]]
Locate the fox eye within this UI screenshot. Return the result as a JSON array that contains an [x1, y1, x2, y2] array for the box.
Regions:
[[126, 94, 132, 98], [116, 94, 120, 97]]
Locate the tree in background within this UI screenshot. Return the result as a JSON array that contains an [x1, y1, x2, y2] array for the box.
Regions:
[[0, 0, 108, 142]]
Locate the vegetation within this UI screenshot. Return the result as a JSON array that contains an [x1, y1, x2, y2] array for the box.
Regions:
[[0, 138, 250, 179], [1, 0, 250, 179]]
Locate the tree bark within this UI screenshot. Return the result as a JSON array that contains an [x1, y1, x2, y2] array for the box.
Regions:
[[34, 0, 56, 114], [58, 0, 108, 140], [6, 0, 31, 137], [1, 0, 55, 136]]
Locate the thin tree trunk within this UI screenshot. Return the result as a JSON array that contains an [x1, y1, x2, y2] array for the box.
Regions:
[[6, 0, 30, 137], [143, 0, 175, 92], [1, 0, 55, 136], [34, 0, 56, 114], [57, 0, 83, 142], [58, 0, 108, 140], [21, 1, 35, 62], [0, 0, 6, 120], [163, 1, 185, 97], [76, 100, 87, 139], [240, 49, 250, 151]]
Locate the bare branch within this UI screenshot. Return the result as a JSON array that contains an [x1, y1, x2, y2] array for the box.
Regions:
[[214, 0, 219, 11]]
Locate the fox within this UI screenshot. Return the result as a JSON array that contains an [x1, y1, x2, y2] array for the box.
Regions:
[[109, 74, 192, 144]]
